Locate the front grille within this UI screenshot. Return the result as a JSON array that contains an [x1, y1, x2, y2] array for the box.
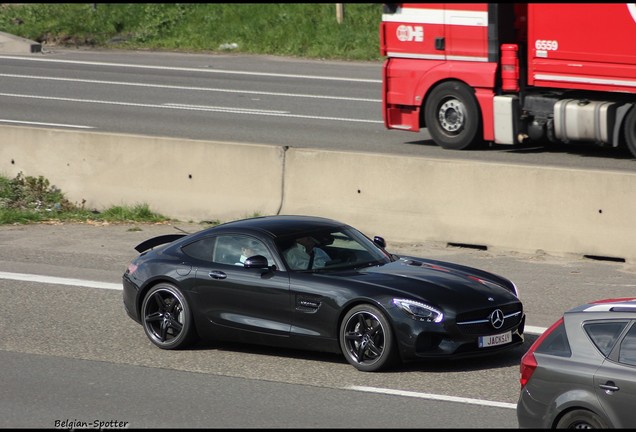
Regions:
[[456, 303, 523, 335]]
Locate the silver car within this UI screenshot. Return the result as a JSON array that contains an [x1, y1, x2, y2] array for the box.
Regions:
[[517, 297, 636, 428]]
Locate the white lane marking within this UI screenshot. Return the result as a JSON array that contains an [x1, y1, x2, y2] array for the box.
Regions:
[[525, 325, 546, 335], [0, 55, 382, 83], [0, 93, 383, 124], [0, 73, 381, 103], [0, 119, 93, 129], [0, 271, 121, 290], [163, 103, 289, 114], [347, 385, 516, 410]]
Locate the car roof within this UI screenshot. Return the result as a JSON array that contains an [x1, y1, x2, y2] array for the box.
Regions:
[[567, 297, 636, 314], [207, 215, 349, 239]]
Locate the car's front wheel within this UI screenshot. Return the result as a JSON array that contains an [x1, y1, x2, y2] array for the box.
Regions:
[[339, 304, 397, 372], [555, 409, 609, 429], [141, 283, 196, 350]]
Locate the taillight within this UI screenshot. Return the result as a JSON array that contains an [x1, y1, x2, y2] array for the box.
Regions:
[[519, 350, 537, 388], [519, 317, 564, 388]]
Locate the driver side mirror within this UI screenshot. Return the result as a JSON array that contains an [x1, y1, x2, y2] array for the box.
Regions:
[[373, 236, 386, 249], [244, 255, 270, 269]]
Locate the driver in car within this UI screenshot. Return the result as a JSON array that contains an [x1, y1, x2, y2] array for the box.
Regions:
[[283, 236, 330, 270]]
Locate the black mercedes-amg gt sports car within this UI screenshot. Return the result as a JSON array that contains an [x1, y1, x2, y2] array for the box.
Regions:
[[123, 215, 525, 372]]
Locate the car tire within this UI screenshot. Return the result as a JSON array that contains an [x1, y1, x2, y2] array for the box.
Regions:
[[555, 409, 609, 429], [424, 80, 482, 150], [624, 106, 636, 158], [339, 304, 397, 372], [141, 283, 196, 350]]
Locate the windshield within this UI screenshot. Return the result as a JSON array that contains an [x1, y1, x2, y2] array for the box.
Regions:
[[275, 226, 392, 272]]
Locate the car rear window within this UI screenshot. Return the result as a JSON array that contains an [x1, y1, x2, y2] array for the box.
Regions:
[[182, 237, 216, 262], [535, 320, 571, 357], [584, 321, 628, 357]]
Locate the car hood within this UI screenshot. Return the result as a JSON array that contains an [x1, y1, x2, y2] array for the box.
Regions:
[[332, 256, 519, 308]]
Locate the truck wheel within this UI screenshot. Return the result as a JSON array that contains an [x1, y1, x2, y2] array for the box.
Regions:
[[424, 81, 482, 150], [624, 106, 636, 158]]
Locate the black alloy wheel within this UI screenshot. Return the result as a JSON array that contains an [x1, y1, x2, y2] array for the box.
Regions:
[[141, 283, 195, 350], [424, 80, 482, 150], [340, 304, 397, 372]]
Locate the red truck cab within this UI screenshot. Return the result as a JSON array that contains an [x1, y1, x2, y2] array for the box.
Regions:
[[381, 3, 636, 157]]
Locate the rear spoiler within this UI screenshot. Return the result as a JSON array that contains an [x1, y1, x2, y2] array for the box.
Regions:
[[134, 234, 187, 253]]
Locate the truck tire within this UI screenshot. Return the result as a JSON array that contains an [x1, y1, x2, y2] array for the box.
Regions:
[[624, 106, 636, 158], [424, 81, 482, 150]]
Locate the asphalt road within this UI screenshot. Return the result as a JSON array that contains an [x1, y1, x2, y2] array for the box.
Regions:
[[1, 221, 635, 428], [0, 48, 635, 171]]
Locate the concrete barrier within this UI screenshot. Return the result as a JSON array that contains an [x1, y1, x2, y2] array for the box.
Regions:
[[0, 31, 41, 53], [280, 147, 636, 262], [0, 126, 285, 222], [1, 125, 636, 262]]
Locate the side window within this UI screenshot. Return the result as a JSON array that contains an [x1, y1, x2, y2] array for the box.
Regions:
[[181, 237, 216, 262], [535, 320, 571, 357], [584, 321, 628, 357], [618, 323, 636, 366], [213, 236, 243, 265], [213, 235, 274, 266]]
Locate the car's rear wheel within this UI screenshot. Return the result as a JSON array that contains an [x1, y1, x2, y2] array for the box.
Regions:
[[141, 283, 195, 350], [555, 409, 609, 429], [339, 304, 397, 372]]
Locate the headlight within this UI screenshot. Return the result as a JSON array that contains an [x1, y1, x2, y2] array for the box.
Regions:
[[393, 299, 443, 323]]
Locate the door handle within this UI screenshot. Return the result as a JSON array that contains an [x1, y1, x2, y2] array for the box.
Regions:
[[209, 271, 227, 280], [599, 381, 619, 394]]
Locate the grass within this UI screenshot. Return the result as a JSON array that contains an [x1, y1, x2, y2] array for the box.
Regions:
[[0, 3, 384, 61], [0, 172, 174, 225], [0, 172, 261, 226]]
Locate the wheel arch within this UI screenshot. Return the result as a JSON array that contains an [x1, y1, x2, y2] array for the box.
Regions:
[[137, 277, 192, 322], [550, 389, 609, 429], [551, 406, 609, 429], [415, 62, 496, 127], [419, 78, 494, 142], [336, 298, 402, 359]]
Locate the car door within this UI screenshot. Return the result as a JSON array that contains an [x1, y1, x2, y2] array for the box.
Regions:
[[187, 234, 292, 336], [593, 321, 636, 428]]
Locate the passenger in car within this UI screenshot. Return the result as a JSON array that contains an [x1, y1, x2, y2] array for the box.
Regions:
[[236, 241, 256, 266]]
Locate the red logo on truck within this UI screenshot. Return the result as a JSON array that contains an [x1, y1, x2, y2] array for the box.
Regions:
[[396, 25, 424, 42]]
